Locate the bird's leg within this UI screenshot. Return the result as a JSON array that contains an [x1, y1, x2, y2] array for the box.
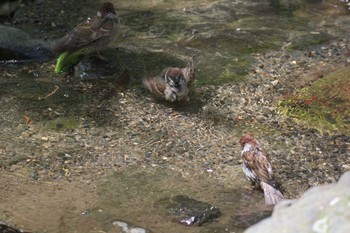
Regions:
[[244, 181, 260, 191], [243, 181, 255, 191], [244, 185, 255, 191]]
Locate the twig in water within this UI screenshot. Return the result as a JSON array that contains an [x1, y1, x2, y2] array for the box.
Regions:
[[38, 85, 60, 100]]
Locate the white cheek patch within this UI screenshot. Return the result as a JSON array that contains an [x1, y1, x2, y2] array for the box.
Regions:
[[168, 79, 175, 86], [242, 143, 253, 154]]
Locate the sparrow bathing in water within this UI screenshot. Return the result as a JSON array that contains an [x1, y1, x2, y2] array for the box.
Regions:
[[52, 2, 120, 73], [142, 58, 196, 102], [239, 133, 284, 205]]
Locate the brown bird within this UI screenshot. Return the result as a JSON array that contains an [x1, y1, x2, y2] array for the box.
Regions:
[[239, 132, 284, 205], [52, 2, 120, 59], [142, 58, 196, 102]]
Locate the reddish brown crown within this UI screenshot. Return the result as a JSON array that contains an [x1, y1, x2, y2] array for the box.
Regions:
[[239, 132, 255, 146], [100, 2, 116, 15], [165, 68, 183, 78]]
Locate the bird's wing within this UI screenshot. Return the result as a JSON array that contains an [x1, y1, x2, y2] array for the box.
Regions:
[[52, 20, 96, 53], [143, 76, 166, 97], [242, 144, 274, 184], [182, 57, 196, 87], [254, 148, 275, 185], [53, 16, 117, 53], [242, 144, 259, 181]]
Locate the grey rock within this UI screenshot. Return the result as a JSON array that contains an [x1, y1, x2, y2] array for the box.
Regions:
[[0, 0, 22, 17], [244, 172, 350, 233], [0, 25, 52, 63]]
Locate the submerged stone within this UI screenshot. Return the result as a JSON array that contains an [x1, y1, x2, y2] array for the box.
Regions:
[[74, 56, 117, 80], [154, 195, 221, 226]]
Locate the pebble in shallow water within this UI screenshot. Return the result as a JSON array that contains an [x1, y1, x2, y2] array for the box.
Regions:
[[113, 221, 147, 233]]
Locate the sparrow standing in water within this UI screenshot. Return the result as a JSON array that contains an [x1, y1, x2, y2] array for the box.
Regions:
[[239, 133, 284, 205], [52, 2, 120, 60], [142, 58, 196, 102]]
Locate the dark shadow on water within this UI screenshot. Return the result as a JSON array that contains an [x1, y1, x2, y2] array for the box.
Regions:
[[141, 91, 205, 115], [229, 211, 272, 229], [106, 47, 187, 79]]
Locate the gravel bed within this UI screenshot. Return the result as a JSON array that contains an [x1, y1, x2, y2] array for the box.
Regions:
[[2, 38, 349, 200]]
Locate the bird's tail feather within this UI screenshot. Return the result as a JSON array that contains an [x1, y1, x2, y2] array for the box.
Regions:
[[261, 182, 284, 205], [183, 57, 196, 86]]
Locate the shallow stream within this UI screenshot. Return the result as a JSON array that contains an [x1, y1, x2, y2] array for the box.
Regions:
[[1, 0, 349, 232]]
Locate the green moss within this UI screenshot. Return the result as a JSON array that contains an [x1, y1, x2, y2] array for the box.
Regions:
[[44, 116, 81, 131], [278, 66, 350, 134], [196, 55, 252, 86], [216, 66, 247, 83]]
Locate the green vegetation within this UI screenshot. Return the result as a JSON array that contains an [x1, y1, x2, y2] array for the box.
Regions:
[[278, 66, 350, 134], [54, 51, 84, 74]]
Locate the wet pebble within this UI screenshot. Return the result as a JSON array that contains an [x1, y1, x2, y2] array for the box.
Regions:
[[113, 221, 147, 233]]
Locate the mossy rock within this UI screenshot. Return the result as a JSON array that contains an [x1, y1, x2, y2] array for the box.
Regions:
[[278, 66, 350, 134]]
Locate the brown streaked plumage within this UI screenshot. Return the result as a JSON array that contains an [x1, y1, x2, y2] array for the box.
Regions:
[[52, 2, 119, 59], [143, 58, 196, 102], [239, 132, 284, 205]]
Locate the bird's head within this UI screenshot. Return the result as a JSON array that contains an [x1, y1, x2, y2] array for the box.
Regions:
[[98, 2, 116, 17], [239, 132, 256, 147], [164, 70, 186, 102]]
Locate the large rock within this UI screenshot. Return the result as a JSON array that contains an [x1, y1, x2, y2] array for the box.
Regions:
[[245, 172, 350, 233], [0, 25, 52, 63], [0, 0, 22, 17]]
